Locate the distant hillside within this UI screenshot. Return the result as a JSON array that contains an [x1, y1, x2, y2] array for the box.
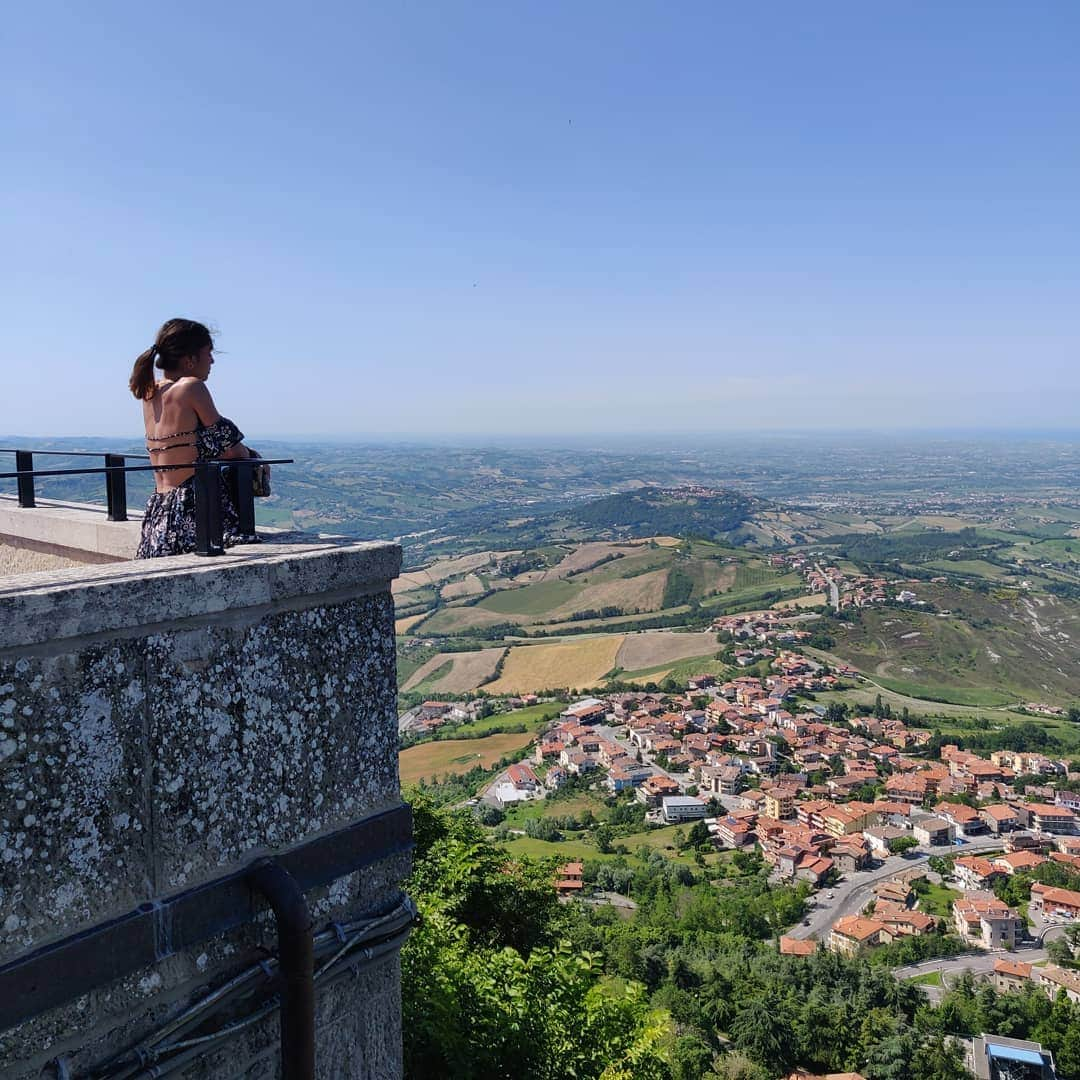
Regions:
[[818, 582, 1080, 708], [564, 486, 758, 541]]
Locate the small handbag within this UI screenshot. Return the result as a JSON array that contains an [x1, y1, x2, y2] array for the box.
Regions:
[[248, 449, 272, 498]]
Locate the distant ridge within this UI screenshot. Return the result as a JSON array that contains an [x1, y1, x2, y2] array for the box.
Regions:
[[565, 485, 759, 541]]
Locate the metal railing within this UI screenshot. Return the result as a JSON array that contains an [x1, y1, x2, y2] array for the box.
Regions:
[[0, 449, 294, 556], [0, 448, 150, 522]]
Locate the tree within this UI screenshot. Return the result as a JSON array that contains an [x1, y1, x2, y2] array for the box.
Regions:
[[596, 824, 615, 855], [889, 835, 919, 856], [402, 795, 673, 1079], [825, 702, 849, 724], [911, 1033, 969, 1080], [686, 820, 711, 848], [1047, 936, 1074, 967], [863, 1024, 919, 1079], [730, 997, 794, 1075], [709, 1052, 769, 1080], [474, 803, 504, 826]]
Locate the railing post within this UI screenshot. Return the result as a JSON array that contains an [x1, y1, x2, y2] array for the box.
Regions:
[[104, 454, 127, 522], [14, 451, 35, 508], [233, 461, 256, 538], [193, 463, 224, 556]]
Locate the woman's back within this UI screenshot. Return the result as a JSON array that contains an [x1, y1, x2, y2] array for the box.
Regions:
[[130, 318, 256, 558], [143, 378, 204, 490]]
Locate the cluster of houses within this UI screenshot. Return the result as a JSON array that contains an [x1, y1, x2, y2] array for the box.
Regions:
[[480, 669, 1078, 945], [409, 693, 546, 736], [711, 609, 815, 650], [769, 551, 922, 609], [992, 956, 1080, 1004]]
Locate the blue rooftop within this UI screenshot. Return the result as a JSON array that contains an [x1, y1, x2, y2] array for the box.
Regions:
[[987, 1044, 1044, 1066]]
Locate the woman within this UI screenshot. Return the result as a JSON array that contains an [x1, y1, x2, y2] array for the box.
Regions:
[[130, 318, 259, 558]]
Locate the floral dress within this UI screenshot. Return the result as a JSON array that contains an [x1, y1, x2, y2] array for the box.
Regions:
[[135, 418, 258, 558]]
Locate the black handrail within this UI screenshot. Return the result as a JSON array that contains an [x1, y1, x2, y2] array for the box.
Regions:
[[0, 448, 151, 457], [0, 455, 293, 556], [0, 448, 148, 521]]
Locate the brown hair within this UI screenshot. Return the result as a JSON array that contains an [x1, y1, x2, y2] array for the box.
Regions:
[[129, 318, 214, 400]]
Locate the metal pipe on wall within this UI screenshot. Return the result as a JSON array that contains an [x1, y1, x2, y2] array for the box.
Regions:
[[247, 860, 316, 1080]]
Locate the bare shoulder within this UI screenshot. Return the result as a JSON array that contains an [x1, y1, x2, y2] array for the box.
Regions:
[[177, 379, 222, 425], [172, 375, 210, 396]]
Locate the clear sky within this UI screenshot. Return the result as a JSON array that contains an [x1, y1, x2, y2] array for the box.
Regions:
[[3, 2, 1078, 438]]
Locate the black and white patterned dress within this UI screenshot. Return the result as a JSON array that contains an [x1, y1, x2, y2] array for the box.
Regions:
[[135, 418, 258, 559]]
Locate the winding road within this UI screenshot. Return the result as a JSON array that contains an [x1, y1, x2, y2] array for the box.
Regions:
[[787, 837, 1004, 942]]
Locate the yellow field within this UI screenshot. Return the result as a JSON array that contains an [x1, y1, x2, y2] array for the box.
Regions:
[[773, 592, 827, 610], [624, 667, 673, 685], [393, 551, 505, 594], [441, 573, 486, 599], [483, 635, 625, 694], [399, 731, 536, 786], [425, 647, 507, 693], [538, 542, 636, 580], [395, 612, 429, 634], [615, 630, 719, 670]]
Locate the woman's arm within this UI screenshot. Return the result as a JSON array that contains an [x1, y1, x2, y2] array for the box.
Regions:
[[187, 381, 251, 459]]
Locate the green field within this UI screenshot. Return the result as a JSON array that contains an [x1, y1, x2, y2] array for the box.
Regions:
[[916, 883, 962, 920], [871, 676, 1015, 709], [816, 585, 1080, 707], [907, 970, 943, 987], [462, 702, 562, 735], [501, 824, 729, 869], [922, 559, 1016, 582], [503, 793, 603, 826], [408, 702, 562, 744], [734, 564, 773, 589], [814, 682, 1080, 751], [406, 659, 454, 694], [616, 655, 732, 686], [399, 730, 536, 786], [480, 578, 581, 615]]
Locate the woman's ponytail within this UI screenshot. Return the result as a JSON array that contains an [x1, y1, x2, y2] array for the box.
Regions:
[[129, 345, 158, 400]]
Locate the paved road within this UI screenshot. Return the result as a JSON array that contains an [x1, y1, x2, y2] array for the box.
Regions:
[[894, 942, 1050, 1002], [788, 837, 1003, 942], [815, 561, 840, 609], [594, 722, 693, 792]]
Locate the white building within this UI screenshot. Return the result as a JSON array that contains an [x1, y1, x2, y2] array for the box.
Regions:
[[661, 796, 707, 825]]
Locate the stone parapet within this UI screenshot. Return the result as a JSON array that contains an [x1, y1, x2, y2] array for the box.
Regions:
[[0, 534, 408, 1078], [0, 493, 142, 562]]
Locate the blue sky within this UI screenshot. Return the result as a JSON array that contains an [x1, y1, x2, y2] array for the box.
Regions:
[[3, 2, 1078, 438]]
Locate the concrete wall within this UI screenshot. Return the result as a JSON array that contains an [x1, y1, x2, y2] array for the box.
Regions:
[[0, 530, 407, 1078], [0, 541, 83, 575], [0, 493, 141, 563]]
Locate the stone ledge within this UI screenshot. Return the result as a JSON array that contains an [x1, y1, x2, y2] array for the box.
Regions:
[[0, 494, 142, 561], [0, 535, 401, 652]]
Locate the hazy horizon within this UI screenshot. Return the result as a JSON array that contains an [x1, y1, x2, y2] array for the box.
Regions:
[[5, 3, 1078, 437], [5, 427, 1080, 449]]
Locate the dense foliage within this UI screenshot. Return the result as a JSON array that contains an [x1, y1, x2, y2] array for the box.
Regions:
[[402, 796, 672, 1078]]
